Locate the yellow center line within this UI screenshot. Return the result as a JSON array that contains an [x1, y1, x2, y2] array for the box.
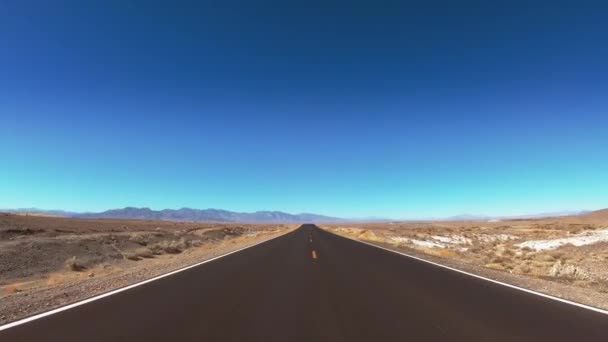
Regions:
[[312, 250, 318, 260]]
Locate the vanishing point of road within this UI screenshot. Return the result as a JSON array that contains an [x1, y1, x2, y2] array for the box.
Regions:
[[2, 224, 608, 341]]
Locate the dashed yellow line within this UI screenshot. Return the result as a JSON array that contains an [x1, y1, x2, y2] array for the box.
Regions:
[[312, 250, 318, 260]]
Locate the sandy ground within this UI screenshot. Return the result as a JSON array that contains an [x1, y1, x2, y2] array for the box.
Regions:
[[0, 214, 294, 324], [322, 209, 608, 311]]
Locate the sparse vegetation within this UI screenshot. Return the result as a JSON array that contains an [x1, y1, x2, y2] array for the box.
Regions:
[[66, 256, 86, 271], [0, 213, 292, 323], [324, 210, 608, 304], [124, 247, 155, 261]]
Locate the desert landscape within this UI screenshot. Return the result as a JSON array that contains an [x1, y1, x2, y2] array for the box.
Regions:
[[3, 209, 608, 326], [0, 213, 293, 324], [322, 209, 608, 310]]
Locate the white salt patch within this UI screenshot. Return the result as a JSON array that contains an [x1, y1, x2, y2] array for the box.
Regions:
[[477, 234, 519, 243], [411, 239, 446, 248], [431, 235, 472, 245], [388, 236, 446, 248], [518, 229, 608, 251], [389, 236, 410, 244]]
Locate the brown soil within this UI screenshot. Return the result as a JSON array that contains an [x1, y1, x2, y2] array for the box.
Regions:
[[321, 209, 608, 311], [0, 214, 294, 324]]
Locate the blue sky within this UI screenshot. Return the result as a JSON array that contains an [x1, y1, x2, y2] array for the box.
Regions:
[[1, 1, 607, 218]]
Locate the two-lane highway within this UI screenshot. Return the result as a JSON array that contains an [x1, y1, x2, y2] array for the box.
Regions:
[[2, 225, 608, 341]]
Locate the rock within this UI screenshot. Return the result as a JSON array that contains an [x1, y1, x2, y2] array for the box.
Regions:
[[549, 260, 589, 280], [88, 272, 95, 278]]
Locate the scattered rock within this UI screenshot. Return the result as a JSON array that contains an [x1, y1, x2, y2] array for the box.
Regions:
[[549, 260, 589, 280], [0, 214, 285, 324]]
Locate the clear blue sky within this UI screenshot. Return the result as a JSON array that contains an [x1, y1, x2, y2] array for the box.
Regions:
[[2, 1, 607, 219]]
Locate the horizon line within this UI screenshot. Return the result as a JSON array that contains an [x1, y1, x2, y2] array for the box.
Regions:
[[2, 206, 601, 222]]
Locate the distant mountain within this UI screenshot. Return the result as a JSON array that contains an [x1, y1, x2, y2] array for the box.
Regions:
[[0, 208, 76, 217], [578, 208, 608, 221], [506, 210, 590, 219], [431, 210, 592, 222], [74, 207, 344, 223], [443, 214, 490, 221]]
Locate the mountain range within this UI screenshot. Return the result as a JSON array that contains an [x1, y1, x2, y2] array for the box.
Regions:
[[76, 207, 345, 223], [2, 207, 345, 223], [2, 207, 600, 223]]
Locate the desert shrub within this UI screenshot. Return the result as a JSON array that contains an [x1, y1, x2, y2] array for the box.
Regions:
[[149, 239, 187, 254], [502, 248, 515, 257], [125, 253, 140, 261], [137, 247, 154, 258], [148, 243, 164, 255], [491, 256, 507, 264], [469, 245, 484, 253], [520, 252, 533, 260], [549, 251, 567, 260], [485, 263, 505, 270], [190, 239, 203, 247], [537, 254, 556, 262], [66, 256, 86, 271], [129, 234, 149, 246], [123, 247, 155, 260], [163, 244, 181, 254], [164, 245, 182, 254], [513, 263, 531, 274]]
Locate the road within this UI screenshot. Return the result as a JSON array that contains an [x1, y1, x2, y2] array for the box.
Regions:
[[2, 224, 608, 341]]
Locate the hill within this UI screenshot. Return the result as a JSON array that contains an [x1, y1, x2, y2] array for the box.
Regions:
[[74, 207, 343, 223]]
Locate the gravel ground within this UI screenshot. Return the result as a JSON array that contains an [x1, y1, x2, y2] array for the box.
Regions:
[[343, 236, 608, 311], [0, 230, 288, 325]]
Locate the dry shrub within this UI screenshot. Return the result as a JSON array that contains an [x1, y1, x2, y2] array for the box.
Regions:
[[125, 254, 140, 261], [66, 256, 86, 271], [537, 254, 555, 262], [129, 234, 149, 246], [491, 256, 508, 264], [136, 247, 154, 258], [125, 247, 154, 261], [149, 239, 189, 254], [520, 253, 533, 260], [549, 251, 565, 260], [513, 263, 531, 274], [190, 239, 203, 247], [485, 263, 505, 270], [419, 247, 455, 258], [469, 245, 484, 253], [502, 248, 516, 257]]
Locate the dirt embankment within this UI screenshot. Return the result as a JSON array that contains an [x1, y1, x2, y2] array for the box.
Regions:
[[0, 214, 294, 324], [322, 211, 608, 310]]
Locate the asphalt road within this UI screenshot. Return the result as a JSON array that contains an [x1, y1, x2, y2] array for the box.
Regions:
[[2, 224, 608, 341]]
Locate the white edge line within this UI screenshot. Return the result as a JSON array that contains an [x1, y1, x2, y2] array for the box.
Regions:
[[0, 232, 287, 332], [325, 229, 608, 316]]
